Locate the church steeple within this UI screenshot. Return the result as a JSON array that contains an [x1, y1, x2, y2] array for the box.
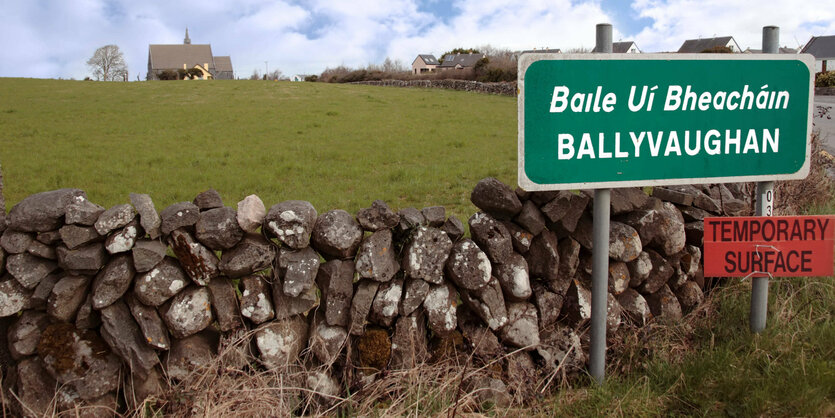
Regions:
[[184, 28, 191, 45]]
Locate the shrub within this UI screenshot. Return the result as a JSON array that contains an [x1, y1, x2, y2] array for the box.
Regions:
[[304, 75, 319, 82], [156, 70, 179, 80], [815, 71, 835, 87]]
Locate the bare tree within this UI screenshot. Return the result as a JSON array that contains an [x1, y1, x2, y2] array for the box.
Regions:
[[86, 45, 128, 81]]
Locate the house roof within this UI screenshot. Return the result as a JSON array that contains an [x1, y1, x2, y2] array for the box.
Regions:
[[417, 54, 439, 65], [592, 41, 639, 53], [677, 36, 738, 53], [520, 48, 561, 54], [214, 56, 233, 72], [801, 35, 835, 59], [149, 44, 215, 71], [439, 53, 485, 68]]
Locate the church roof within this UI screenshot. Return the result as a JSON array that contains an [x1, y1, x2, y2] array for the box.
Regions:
[[213, 56, 233, 72], [148, 44, 215, 71]]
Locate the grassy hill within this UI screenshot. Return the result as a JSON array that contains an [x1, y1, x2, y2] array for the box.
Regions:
[[0, 78, 517, 221]]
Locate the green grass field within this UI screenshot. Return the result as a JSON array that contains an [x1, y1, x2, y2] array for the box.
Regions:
[[0, 78, 517, 221], [1, 78, 833, 416]]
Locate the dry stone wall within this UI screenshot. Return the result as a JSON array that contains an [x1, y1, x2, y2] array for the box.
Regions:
[[0, 178, 750, 415], [351, 79, 517, 96]]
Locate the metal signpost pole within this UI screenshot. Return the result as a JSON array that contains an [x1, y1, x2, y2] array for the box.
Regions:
[[590, 23, 612, 385], [750, 26, 779, 334]]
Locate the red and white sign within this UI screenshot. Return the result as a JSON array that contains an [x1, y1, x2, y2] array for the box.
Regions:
[[704, 216, 834, 278]]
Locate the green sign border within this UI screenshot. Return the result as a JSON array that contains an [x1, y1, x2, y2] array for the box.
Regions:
[[517, 53, 815, 191]]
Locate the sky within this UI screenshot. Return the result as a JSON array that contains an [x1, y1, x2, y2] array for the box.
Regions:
[[1, 0, 834, 80]]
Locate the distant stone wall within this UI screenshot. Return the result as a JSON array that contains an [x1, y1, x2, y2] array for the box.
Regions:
[[0, 178, 751, 415], [816, 87, 835, 96], [351, 79, 517, 96]]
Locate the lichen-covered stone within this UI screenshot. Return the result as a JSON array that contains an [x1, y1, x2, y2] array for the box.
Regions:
[[132, 239, 167, 272], [356, 200, 399, 231], [1, 229, 34, 253], [424, 282, 457, 336], [498, 302, 539, 349], [470, 177, 522, 220], [645, 284, 683, 321], [460, 277, 508, 330], [316, 259, 354, 327], [8, 188, 86, 232], [502, 220, 534, 254], [349, 279, 380, 335], [675, 280, 704, 312], [193, 188, 224, 211], [56, 242, 106, 273], [468, 212, 513, 264], [639, 250, 674, 294], [91, 253, 135, 309], [355, 229, 399, 283], [59, 224, 102, 250], [26, 239, 56, 260], [219, 233, 276, 278], [236, 194, 266, 233], [457, 307, 504, 360], [536, 325, 586, 378], [397, 207, 426, 233], [94, 203, 135, 236], [622, 202, 686, 256], [279, 246, 321, 297], [402, 226, 452, 285], [161, 286, 213, 339], [390, 311, 428, 369], [99, 300, 160, 379], [6, 252, 58, 289], [37, 230, 63, 245], [608, 261, 630, 295], [65, 196, 105, 226], [168, 228, 219, 286], [627, 251, 652, 288], [445, 239, 491, 291], [370, 276, 403, 327], [74, 293, 100, 330], [47, 275, 90, 322], [531, 282, 564, 330], [540, 191, 589, 234], [13, 357, 59, 416], [255, 316, 308, 369], [24, 272, 59, 311], [610, 187, 649, 215], [309, 314, 348, 365], [133, 256, 189, 307], [400, 277, 429, 317], [8, 310, 51, 360], [616, 288, 652, 325], [164, 329, 218, 381], [562, 280, 592, 326], [207, 277, 244, 332], [272, 276, 318, 320], [265, 200, 318, 249], [311, 209, 363, 259], [240, 275, 275, 325], [130, 193, 162, 239], [195, 207, 244, 250], [159, 201, 199, 236], [608, 221, 642, 262], [525, 230, 560, 285], [493, 252, 531, 301], [441, 215, 465, 242]]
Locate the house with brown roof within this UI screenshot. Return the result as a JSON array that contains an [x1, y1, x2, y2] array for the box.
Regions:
[[146, 29, 234, 80], [592, 41, 641, 53], [678, 36, 741, 53], [412, 54, 439, 74], [801, 35, 835, 72], [438, 53, 486, 70]]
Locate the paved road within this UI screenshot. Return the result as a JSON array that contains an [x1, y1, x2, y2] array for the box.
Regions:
[[814, 96, 835, 155]]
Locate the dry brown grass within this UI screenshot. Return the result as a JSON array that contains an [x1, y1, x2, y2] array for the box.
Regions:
[[775, 131, 835, 215]]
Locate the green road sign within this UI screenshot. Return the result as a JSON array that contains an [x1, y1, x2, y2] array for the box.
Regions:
[[518, 54, 815, 191]]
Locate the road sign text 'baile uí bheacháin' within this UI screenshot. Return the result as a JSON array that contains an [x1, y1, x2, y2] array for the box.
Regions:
[[518, 54, 815, 191]]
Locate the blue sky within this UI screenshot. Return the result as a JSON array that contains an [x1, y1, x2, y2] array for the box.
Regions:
[[1, 0, 833, 80]]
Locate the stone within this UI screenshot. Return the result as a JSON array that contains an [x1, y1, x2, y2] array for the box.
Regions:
[[390, 312, 429, 369], [94, 203, 135, 235], [616, 288, 653, 325], [91, 253, 135, 309], [356, 200, 400, 231], [685, 221, 704, 246], [130, 193, 162, 239], [59, 224, 102, 249], [193, 188, 224, 210], [498, 302, 539, 349], [75, 294, 100, 330], [675, 280, 704, 312], [652, 186, 695, 206], [6, 252, 58, 289], [124, 366, 165, 409], [608, 261, 630, 295], [627, 251, 652, 288], [493, 252, 532, 301], [639, 250, 674, 294], [1, 229, 34, 253], [309, 314, 348, 365], [540, 191, 589, 233], [397, 207, 426, 233], [468, 212, 513, 264], [532, 282, 564, 329], [421, 206, 446, 227], [370, 276, 403, 327], [162, 286, 213, 339], [606, 292, 623, 331], [505, 351, 537, 400], [13, 357, 59, 416], [562, 280, 592, 326], [133, 256, 189, 306], [272, 276, 318, 320], [445, 239, 491, 291], [400, 277, 429, 316], [159, 201, 200, 236], [357, 327, 391, 371], [610, 187, 650, 215], [645, 284, 683, 321], [207, 277, 243, 332], [25, 272, 59, 311], [514, 200, 546, 236], [37, 322, 121, 400], [47, 275, 90, 322], [557, 237, 581, 281], [679, 205, 711, 222], [195, 206, 244, 250], [722, 198, 750, 216], [457, 308, 504, 360], [401, 226, 452, 284], [316, 259, 354, 327], [571, 212, 594, 249], [466, 376, 512, 408], [536, 325, 586, 378], [424, 282, 458, 336], [255, 316, 308, 369], [168, 229, 219, 286], [99, 300, 160, 378], [26, 239, 56, 260], [311, 209, 363, 259], [219, 233, 275, 278], [348, 279, 380, 335], [236, 194, 266, 233], [525, 230, 560, 285], [515, 186, 531, 201], [132, 239, 167, 272], [622, 202, 686, 256], [125, 294, 170, 351], [240, 275, 274, 325], [36, 230, 61, 245], [164, 329, 218, 381], [608, 221, 642, 262], [265, 200, 318, 249], [277, 246, 320, 297], [441, 215, 465, 242], [8, 188, 86, 232], [693, 190, 722, 213], [470, 177, 522, 220], [56, 242, 106, 273], [305, 371, 341, 409], [460, 277, 508, 330], [8, 310, 51, 360], [354, 229, 398, 283], [528, 190, 559, 206], [501, 223, 535, 261]]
